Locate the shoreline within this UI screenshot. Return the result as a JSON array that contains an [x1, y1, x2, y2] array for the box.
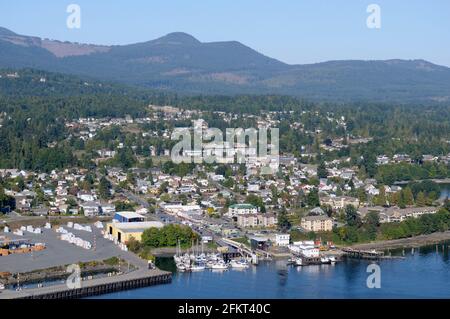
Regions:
[[346, 231, 450, 251], [0, 268, 171, 299]]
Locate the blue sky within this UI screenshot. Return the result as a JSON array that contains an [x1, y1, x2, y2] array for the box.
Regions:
[[1, 0, 449, 66]]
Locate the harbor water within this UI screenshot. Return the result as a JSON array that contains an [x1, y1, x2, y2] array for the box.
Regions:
[[92, 242, 450, 299], [90, 184, 450, 299]]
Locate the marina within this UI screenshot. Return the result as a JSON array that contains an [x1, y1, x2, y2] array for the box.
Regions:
[[173, 240, 251, 272], [91, 241, 450, 299]]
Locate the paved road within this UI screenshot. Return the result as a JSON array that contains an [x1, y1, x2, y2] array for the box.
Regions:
[[209, 178, 246, 202]]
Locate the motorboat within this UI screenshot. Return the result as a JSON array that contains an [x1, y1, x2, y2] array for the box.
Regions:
[[211, 261, 229, 270], [321, 256, 331, 264], [190, 264, 206, 271], [230, 259, 249, 269], [294, 257, 303, 266], [176, 263, 189, 272]]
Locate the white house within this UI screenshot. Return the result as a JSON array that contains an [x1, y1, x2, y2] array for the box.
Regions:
[[275, 234, 290, 246], [77, 191, 95, 202]]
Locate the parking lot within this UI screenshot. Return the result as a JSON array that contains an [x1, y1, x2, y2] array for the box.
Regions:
[[0, 224, 131, 273]]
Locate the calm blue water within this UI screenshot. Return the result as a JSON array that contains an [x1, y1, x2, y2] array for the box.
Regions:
[[92, 185, 450, 299], [93, 243, 450, 299]]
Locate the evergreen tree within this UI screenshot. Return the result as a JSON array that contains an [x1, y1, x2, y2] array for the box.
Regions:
[[317, 161, 328, 179], [277, 209, 291, 231], [98, 176, 112, 200], [306, 189, 320, 207], [375, 185, 387, 206], [416, 191, 427, 207], [345, 205, 361, 227], [403, 187, 414, 206]]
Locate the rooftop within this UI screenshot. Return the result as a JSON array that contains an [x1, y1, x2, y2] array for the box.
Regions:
[[112, 221, 164, 232], [230, 204, 256, 209], [115, 211, 145, 219], [302, 215, 332, 221]]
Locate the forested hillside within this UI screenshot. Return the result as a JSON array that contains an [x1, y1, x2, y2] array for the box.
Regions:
[[0, 69, 449, 173]]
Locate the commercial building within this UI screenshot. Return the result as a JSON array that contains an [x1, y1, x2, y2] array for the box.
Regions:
[[106, 221, 164, 243]]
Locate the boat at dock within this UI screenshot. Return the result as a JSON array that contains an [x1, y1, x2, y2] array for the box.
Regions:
[[230, 259, 250, 269], [211, 261, 229, 270], [176, 263, 189, 272], [190, 264, 206, 271], [294, 257, 303, 266], [291, 254, 323, 266]]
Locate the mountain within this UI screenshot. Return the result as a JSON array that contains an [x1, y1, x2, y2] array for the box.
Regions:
[[1, 27, 450, 102]]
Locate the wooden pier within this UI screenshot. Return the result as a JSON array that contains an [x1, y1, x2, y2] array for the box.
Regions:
[[0, 269, 171, 299], [342, 248, 384, 259]]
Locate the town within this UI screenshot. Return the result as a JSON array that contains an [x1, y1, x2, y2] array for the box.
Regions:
[[0, 70, 450, 298]]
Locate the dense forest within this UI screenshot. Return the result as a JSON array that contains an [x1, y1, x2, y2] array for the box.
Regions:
[[0, 68, 449, 174]]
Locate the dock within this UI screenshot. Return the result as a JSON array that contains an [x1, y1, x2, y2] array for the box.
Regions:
[[342, 248, 384, 259], [0, 268, 171, 299]]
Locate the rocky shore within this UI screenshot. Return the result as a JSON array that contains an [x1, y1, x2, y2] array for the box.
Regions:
[[348, 231, 450, 250]]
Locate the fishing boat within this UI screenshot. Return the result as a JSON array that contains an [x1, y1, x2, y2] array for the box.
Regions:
[[320, 256, 331, 264], [328, 256, 337, 263], [0, 283, 5, 290]]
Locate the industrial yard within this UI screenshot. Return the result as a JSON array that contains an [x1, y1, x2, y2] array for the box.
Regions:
[[0, 223, 138, 273], [0, 220, 173, 299]]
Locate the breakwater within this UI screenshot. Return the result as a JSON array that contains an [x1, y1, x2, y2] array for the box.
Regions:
[[0, 269, 171, 299]]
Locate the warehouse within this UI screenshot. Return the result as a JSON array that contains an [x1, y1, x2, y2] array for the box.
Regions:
[[106, 221, 164, 243]]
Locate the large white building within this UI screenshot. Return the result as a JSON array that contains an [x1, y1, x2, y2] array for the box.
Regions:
[[161, 203, 201, 215], [275, 234, 290, 246], [226, 204, 258, 217]]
